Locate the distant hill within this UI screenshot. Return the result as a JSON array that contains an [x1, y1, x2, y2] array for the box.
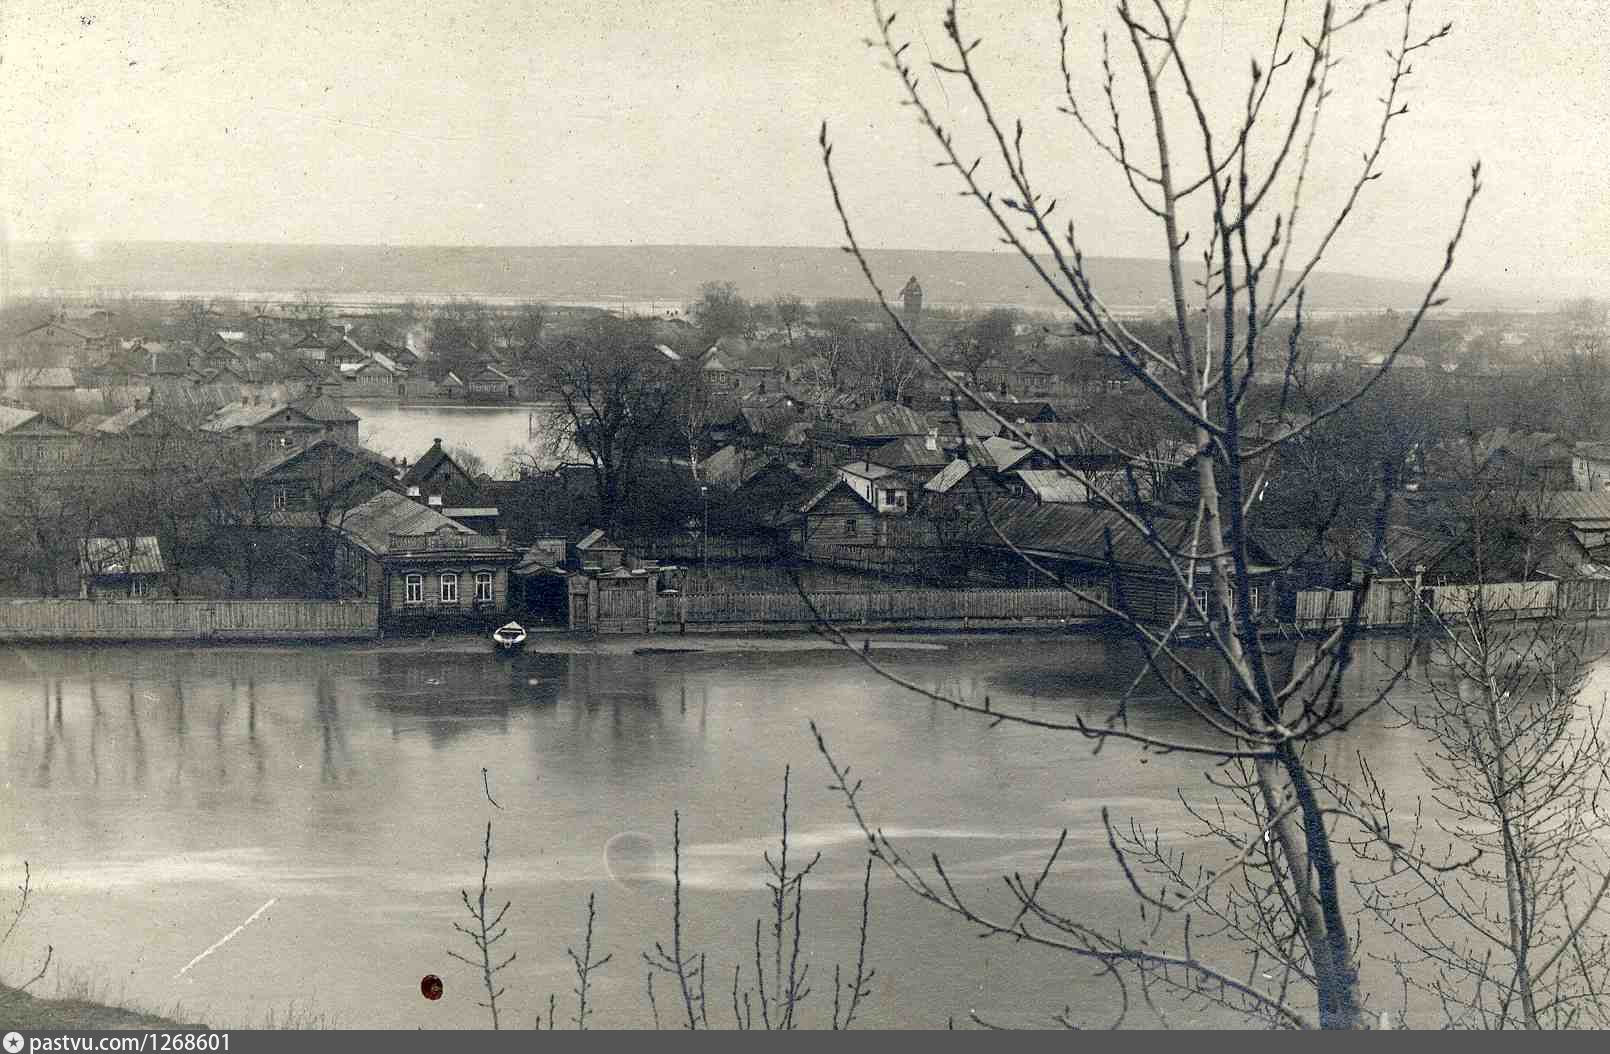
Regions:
[[5, 241, 1509, 314]]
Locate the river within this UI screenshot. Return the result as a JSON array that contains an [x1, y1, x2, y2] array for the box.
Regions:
[[351, 402, 576, 478], [0, 634, 1602, 1028]]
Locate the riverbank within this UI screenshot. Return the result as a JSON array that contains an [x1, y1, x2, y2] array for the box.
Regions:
[[0, 983, 195, 1031]]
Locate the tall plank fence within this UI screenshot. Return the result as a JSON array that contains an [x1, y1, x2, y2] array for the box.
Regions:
[[1295, 579, 1604, 630], [654, 585, 1108, 631], [0, 599, 378, 642]]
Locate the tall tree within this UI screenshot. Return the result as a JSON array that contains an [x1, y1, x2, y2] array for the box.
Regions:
[[540, 315, 678, 531], [692, 281, 756, 345], [810, 0, 1479, 1029]]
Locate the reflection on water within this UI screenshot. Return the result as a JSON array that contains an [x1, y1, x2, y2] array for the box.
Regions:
[[0, 634, 1545, 1028]]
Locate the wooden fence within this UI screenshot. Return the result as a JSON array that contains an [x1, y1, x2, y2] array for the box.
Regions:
[[1295, 579, 1599, 630], [801, 543, 958, 582], [0, 599, 378, 642], [621, 537, 783, 563], [654, 585, 1109, 630]]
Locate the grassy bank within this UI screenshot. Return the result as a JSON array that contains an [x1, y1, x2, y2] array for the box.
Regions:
[[0, 984, 196, 1031]]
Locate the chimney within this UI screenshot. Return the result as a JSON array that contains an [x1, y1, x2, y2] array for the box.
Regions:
[[407, 485, 421, 499]]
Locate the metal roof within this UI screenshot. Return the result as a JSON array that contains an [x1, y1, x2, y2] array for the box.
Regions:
[[842, 401, 928, 438], [0, 405, 42, 434], [869, 435, 950, 469], [838, 459, 898, 481], [962, 498, 1277, 573], [977, 436, 1034, 472], [202, 400, 296, 432], [79, 536, 165, 576], [1540, 492, 1610, 523], [337, 491, 475, 556], [924, 458, 973, 493], [1014, 470, 1090, 504], [925, 409, 999, 439], [291, 392, 359, 423]]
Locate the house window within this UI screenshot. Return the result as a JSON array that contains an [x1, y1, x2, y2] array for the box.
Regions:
[[475, 571, 494, 603], [405, 574, 423, 604], [845, 517, 857, 537], [130, 577, 148, 598], [272, 486, 290, 511], [440, 572, 459, 604], [1191, 587, 1208, 616]]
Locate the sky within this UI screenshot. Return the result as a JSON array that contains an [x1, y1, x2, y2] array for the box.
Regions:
[[1, 0, 1605, 302]]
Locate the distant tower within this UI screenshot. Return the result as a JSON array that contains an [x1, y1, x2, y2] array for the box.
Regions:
[[900, 276, 923, 325]]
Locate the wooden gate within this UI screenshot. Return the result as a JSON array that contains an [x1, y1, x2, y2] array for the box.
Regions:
[[596, 579, 655, 634]]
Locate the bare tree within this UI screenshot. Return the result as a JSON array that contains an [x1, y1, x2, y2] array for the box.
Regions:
[[1339, 450, 1610, 1028], [808, 0, 1480, 1029], [693, 281, 757, 345], [773, 294, 807, 350], [540, 315, 678, 531]]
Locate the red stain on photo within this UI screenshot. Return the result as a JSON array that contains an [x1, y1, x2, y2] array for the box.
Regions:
[[421, 974, 444, 1001]]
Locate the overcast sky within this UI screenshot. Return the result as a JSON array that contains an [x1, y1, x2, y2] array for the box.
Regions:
[[1, 0, 1604, 302]]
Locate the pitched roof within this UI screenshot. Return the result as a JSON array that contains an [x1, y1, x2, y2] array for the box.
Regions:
[[336, 490, 475, 556], [799, 477, 877, 515], [924, 458, 973, 494], [400, 440, 470, 490], [976, 436, 1035, 472], [95, 406, 165, 435], [868, 434, 951, 469], [926, 409, 1000, 439], [202, 400, 307, 432], [5, 367, 77, 389], [1251, 525, 1450, 571], [1539, 492, 1610, 525], [838, 460, 899, 481], [961, 498, 1278, 573], [1014, 469, 1090, 504], [702, 444, 774, 486], [576, 528, 621, 551], [1473, 427, 1572, 465], [252, 436, 396, 481], [79, 536, 165, 576], [290, 392, 359, 423], [740, 405, 800, 437], [843, 401, 928, 438], [1017, 423, 1094, 453], [0, 405, 44, 434]]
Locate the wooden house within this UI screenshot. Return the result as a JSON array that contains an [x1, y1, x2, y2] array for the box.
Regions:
[[0, 405, 80, 472], [466, 364, 518, 401], [333, 489, 520, 629], [5, 319, 101, 368], [400, 437, 499, 533], [572, 528, 626, 571], [78, 536, 168, 599], [959, 498, 1285, 624], [250, 437, 401, 524], [836, 460, 917, 514], [794, 478, 895, 548], [339, 355, 407, 397]]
